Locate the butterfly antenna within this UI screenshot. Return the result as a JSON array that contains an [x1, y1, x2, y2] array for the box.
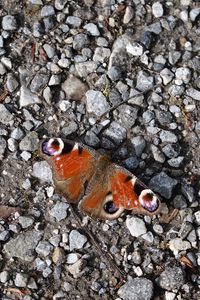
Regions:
[[69, 203, 126, 283]]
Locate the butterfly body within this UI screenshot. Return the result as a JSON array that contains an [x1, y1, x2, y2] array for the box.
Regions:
[[39, 138, 161, 220]]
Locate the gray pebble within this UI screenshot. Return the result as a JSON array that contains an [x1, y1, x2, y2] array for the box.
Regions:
[[194, 211, 200, 225], [173, 195, 187, 209], [151, 145, 165, 163], [18, 216, 34, 229], [0, 104, 13, 124], [186, 88, 200, 101], [0, 137, 7, 159], [147, 22, 162, 34], [41, 5, 55, 17], [93, 47, 111, 63], [55, 0, 68, 10], [149, 171, 178, 199], [75, 61, 98, 77], [61, 120, 78, 136], [143, 110, 155, 124], [2, 15, 17, 31], [32, 161, 53, 183], [83, 23, 100, 36], [160, 68, 174, 85], [0, 62, 6, 75], [0, 271, 9, 283], [181, 183, 195, 202], [126, 216, 147, 237], [152, 2, 164, 18], [73, 33, 89, 51], [49, 74, 61, 86], [123, 156, 139, 170], [126, 42, 143, 56], [136, 71, 154, 92], [6, 73, 19, 92], [0, 36, 4, 48], [36, 241, 52, 257], [33, 21, 44, 37], [118, 277, 154, 300], [175, 67, 191, 84], [66, 16, 82, 28], [11, 127, 24, 140], [189, 8, 200, 22], [168, 51, 181, 65], [157, 267, 185, 291], [159, 130, 178, 143], [131, 136, 146, 157], [49, 202, 68, 222], [168, 156, 184, 168], [69, 230, 87, 251], [4, 230, 42, 262], [20, 85, 41, 107], [15, 273, 28, 287], [0, 230, 10, 241], [19, 131, 39, 152], [86, 90, 110, 117], [107, 66, 122, 81], [30, 73, 49, 93], [104, 121, 127, 145], [162, 143, 180, 158]]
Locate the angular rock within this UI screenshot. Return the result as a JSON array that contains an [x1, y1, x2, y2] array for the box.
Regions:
[[126, 217, 147, 237], [69, 230, 87, 251], [85, 90, 110, 117], [118, 277, 154, 300], [32, 161, 53, 183], [158, 267, 185, 291], [19, 131, 39, 152], [0, 104, 13, 124], [49, 202, 68, 221], [136, 71, 154, 92], [149, 172, 178, 199], [104, 121, 127, 145], [2, 15, 17, 31]]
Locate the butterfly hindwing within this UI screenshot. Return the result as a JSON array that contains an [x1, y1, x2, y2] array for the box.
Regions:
[[39, 138, 98, 202]]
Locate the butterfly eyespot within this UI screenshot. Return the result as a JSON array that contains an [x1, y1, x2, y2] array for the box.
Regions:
[[41, 138, 64, 156], [139, 189, 160, 213], [104, 201, 119, 214]]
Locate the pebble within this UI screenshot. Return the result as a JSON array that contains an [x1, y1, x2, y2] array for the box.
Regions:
[[83, 23, 100, 36], [18, 216, 34, 229], [4, 230, 42, 262], [20, 85, 41, 107], [131, 136, 146, 157], [30, 73, 49, 93], [157, 267, 185, 291], [11, 127, 24, 140], [0, 104, 13, 124], [19, 131, 39, 152], [67, 253, 80, 264], [0, 230, 10, 241], [169, 238, 191, 255], [151, 145, 165, 163], [69, 230, 87, 251], [2, 15, 17, 31], [159, 130, 178, 143], [126, 216, 147, 237], [0, 271, 9, 283], [52, 247, 64, 265], [15, 273, 29, 287], [168, 156, 184, 168], [194, 211, 200, 225], [32, 161, 53, 183], [175, 67, 191, 84], [75, 61, 98, 77], [152, 2, 164, 18], [6, 73, 19, 92], [73, 33, 89, 51], [126, 42, 143, 56], [107, 66, 122, 81], [62, 75, 88, 101], [49, 202, 68, 221], [189, 8, 200, 22], [160, 68, 174, 85], [36, 241, 52, 257], [136, 71, 154, 92], [0, 137, 7, 159], [66, 16, 82, 27], [186, 88, 200, 101], [118, 277, 154, 300], [41, 5, 55, 17], [104, 121, 127, 145], [93, 47, 111, 63], [149, 172, 178, 199], [85, 90, 110, 117]]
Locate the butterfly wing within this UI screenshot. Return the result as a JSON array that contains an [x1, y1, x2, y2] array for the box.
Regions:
[[39, 138, 98, 203], [79, 163, 160, 220]]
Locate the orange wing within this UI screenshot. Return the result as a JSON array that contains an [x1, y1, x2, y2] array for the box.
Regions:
[[39, 138, 98, 202], [79, 164, 160, 220]]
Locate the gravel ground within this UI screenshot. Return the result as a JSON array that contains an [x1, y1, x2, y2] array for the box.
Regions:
[[0, 0, 200, 299]]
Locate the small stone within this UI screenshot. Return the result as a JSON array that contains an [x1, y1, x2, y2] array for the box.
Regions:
[[136, 71, 154, 92], [181, 183, 195, 202], [149, 172, 178, 199], [22, 178, 31, 190], [66, 16, 82, 27], [36, 241, 52, 257], [30, 73, 49, 93], [15, 273, 28, 287], [194, 211, 200, 225], [85, 90, 110, 117], [160, 68, 174, 85], [126, 216, 147, 237], [0, 36, 4, 48], [11, 127, 24, 140], [104, 121, 127, 145], [49, 75, 61, 86], [175, 67, 191, 84], [7, 137, 17, 152], [20, 86, 41, 107], [83, 23, 100, 36], [93, 47, 111, 63], [18, 216, 34, 229], [49, 202, 68, 221], [0, 271, 9, 283], [126, 42, 143, 56], [152, 2, 164, 18], [52, 247, 64, 265], [61, 120, 78, 136], [43, 44, 55, 58], [67, 259, 85, 277], [20, 151, 32, 161], [118, 277, 154, 300], [73, 33, 89, 51], [4, 230, 42, 262], [123, 6, 134, 24], [0, 104, 13, 124], [168, 156, 184, 168], [2, 15, 17, 30], [189, 8, 200, 22], [186, 88, 200, 101], [151, 145, 165, 163], [32, 161, 53, 183], [159, 130, 178, 143], [19, 132, 39, 152], [62, 76, 88, 101], [41, 5, 55, 17], [75, 61, 98, 77], [165, 292, 176, 300], [131, 136, 146, 157], [1, 57, 12, 69], [162, 143, 180, 158], [168, 51, 181, 65], [69, 230, 87, 251], [107, 66, 122, 81], [0, 62, 6, 75], [6, 73, 19, 92], [123, 156, 139, 171], [0, 230, 10, 241], [67, 253, 80, 264], [158, 267, 185, 291], [28, 277, 38, 289], [0, 137, 7, 159], [169, 238, 191, 255]]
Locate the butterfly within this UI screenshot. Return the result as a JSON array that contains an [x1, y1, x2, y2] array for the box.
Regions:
[[39, 138, 161, 220]]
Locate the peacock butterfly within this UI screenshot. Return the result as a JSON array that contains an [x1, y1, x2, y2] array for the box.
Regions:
[[39, 138, 161, 220]]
